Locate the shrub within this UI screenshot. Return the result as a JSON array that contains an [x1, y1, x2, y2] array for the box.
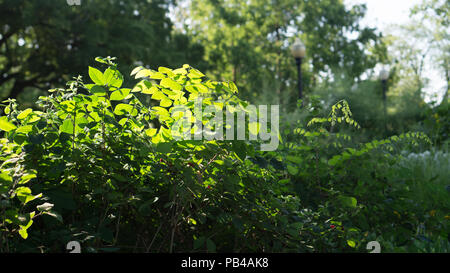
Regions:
[[0, 57, 303, 252], [0, 57, 443, 253], [268, 98, 437, 252]]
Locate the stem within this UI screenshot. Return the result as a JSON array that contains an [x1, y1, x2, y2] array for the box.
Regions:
[[169, 200, 178, 253], [102, 107, 106, 152], [113, 208, 122, 246], [147, 223, 163, 253], [72, 110, 76, 151], [315, 149, 321, 191], [0, 229, 3, 252]]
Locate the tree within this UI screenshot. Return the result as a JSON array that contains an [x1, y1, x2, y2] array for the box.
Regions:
[[175, 0, 386, 103], [411, 0, 450, 104], [0, 0, 205, 101]]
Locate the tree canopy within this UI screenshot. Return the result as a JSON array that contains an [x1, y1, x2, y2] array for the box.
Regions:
[[176, 0, 386, 102], [0, 0, 205, 100]]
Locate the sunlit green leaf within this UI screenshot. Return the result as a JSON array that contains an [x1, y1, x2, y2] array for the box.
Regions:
[[60, 119, 74, 134], [0, 117, 16, 132], [187, 69, 205, 79], [160, 77, 182, 91], [19, 226, 29, 239], [104, 67, 123, 88], [141, 86, 158, 95], [135, 69, 152, 79], [158, 66, 174, 77], [347, 240, 356, 248], [15, 125, 33, 134], [110, 89, 131, 101], [37, 202, 54, 212], [160, 98, 172, 107], [15, 187, 42, 204], [89, 66, 106, 85], [114, 103, 137, 116], [131, 66, 144, 76], [145, 128, 158, 137], [17, 108, 33, 120], [19, 173, 37, 184]]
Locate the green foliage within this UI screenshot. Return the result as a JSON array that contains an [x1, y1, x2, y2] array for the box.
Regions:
[[0, 0, 206, 102], [0, 0, 447, 253], [268, 97, 441, 252], [0, 59, 302, 252], [181, 0, 386, 101], [421, 100, 449, 145], [0, 139, 60, 243], [0, 58, 446, 253]]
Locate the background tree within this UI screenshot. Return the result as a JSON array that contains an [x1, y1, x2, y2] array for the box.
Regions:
[[411, 0, 449, 104], [0, 0, 205, 104], [175, 0, 387, 105]]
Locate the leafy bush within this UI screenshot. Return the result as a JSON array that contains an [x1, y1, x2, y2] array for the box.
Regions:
[[271, 98, 439, 252], [0, 57, 304, 252], [0, 57, 445, 253], [382, 149, 450, 252], [420, 101, 449, 146]]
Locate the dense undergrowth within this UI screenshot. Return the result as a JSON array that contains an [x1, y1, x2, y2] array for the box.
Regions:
[[0, 58, 448, 252]]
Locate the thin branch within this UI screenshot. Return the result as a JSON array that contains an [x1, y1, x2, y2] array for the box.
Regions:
[[146, 223, 163, 253]]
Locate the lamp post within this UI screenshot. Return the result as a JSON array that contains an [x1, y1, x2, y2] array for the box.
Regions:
[[379, 68, 389, 134], [291, 38, 306, 101]]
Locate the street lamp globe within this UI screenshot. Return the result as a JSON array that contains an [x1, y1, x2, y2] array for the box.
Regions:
[[291, 38, 306, 59], [379, 68, 389, 81]]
